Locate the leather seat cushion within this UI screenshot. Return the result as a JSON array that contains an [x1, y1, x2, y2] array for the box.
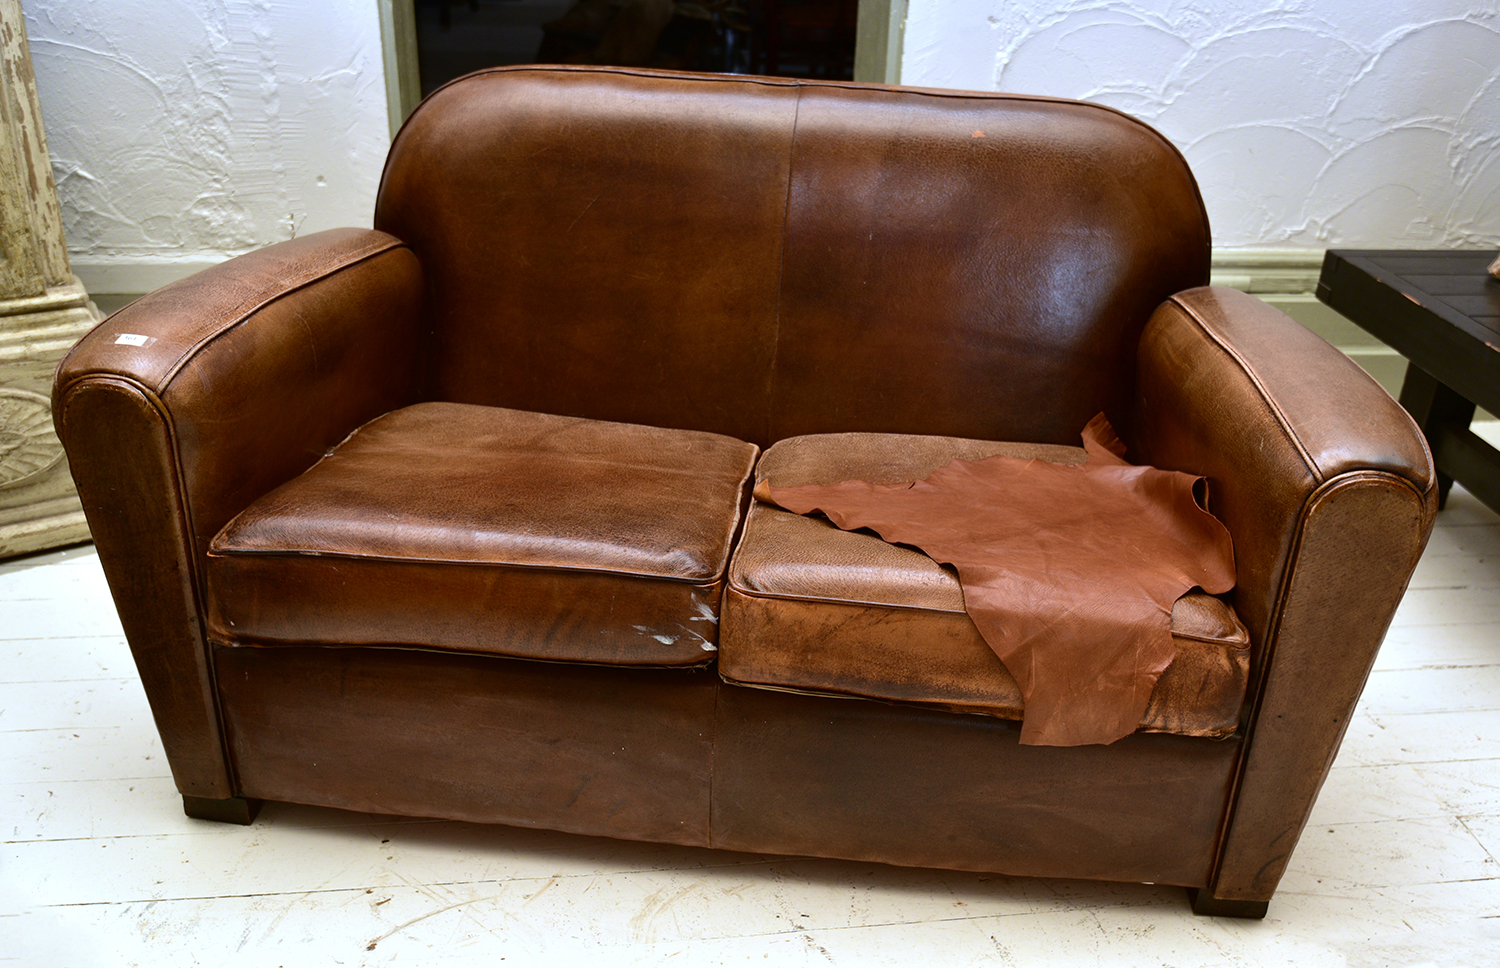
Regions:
[[206, 402, 759, 667], [721, 432, 1251, 738]]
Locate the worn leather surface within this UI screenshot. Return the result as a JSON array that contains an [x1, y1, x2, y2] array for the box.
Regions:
[[725, 429, 1248, 740], [377, 68, 793, 445], [757, 416, 1235, 746], [54, 229, 424, 797], [377, 66, 1209, 447], [1135, 288, 1434, 655], [53, 69, 1439, 909], [768, 83, 1209, 445], [53, 382, 235, 798], [207, 402, 757, 666], [218, 645, 718, 847], [751, 430, 1091, 489], [1133, 287, 1436, 904], [711, 684, 1239, 886]]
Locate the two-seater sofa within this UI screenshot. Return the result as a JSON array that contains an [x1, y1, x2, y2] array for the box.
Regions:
[[52, 67, 1437, 917]]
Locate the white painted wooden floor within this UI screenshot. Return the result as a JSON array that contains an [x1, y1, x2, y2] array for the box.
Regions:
[[4, 445, 1498, 967]]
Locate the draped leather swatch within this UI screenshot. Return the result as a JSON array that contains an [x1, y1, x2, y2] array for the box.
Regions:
[[758, 415, 1236, 746]]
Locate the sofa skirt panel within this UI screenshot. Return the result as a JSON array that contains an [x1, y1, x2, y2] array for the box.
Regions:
[[710, 684, 1240, 888], [214, 645, 719, 848], [217, 643, 1239, 887]]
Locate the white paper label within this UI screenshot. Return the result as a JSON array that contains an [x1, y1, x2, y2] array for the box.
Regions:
[[114, 334, 151, 346]]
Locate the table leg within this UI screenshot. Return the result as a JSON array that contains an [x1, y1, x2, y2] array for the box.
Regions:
[[1398, 364, 1475, 509]]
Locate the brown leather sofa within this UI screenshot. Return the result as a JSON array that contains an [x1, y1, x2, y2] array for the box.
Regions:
[[52, 66, 1436, 918]]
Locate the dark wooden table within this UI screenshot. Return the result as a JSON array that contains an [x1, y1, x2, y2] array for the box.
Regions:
[[1317, 249, 1500, 513]]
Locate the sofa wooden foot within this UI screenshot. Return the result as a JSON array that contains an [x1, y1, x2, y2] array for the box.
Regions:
[[182, 795, 261, 825], [1187, 887, 1269, 919]]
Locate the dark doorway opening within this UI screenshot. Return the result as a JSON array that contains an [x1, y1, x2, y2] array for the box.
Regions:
[[415, 0, 858, 96]]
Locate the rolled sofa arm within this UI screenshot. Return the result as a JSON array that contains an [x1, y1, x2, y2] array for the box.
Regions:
[[53, 229, 425, 802], [1132, 286, 1436, 907]]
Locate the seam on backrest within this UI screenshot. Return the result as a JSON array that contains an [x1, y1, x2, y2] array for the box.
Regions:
[[763, 84, 803, 448]]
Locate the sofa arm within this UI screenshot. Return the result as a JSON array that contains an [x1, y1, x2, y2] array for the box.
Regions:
[[53, 228, 425, 800], [1132, 286, 1437, 907]]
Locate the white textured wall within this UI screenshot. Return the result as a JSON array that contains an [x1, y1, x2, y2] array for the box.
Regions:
[[904, 1, 1500, 249], [24, 0, 390, 271], [22, 1, 1498, 265]]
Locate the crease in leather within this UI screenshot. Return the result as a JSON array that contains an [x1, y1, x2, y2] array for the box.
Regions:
[[760, 414, 1237, 747]]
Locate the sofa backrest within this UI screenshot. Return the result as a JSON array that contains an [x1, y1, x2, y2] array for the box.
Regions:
[[375, 67, 1210, 449]]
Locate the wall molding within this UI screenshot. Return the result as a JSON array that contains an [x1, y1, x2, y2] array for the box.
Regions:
[[1205, 248, 1416, 400], [78, 247, 1332, 299], [1209, 248, 1325, 295], [72, 260, 220, 297], [377, 0, 420, 139], [855, 0, 908, 84]]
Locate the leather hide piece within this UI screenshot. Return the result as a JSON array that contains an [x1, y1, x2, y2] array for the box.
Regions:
[[759, 415, 1236, 746]]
